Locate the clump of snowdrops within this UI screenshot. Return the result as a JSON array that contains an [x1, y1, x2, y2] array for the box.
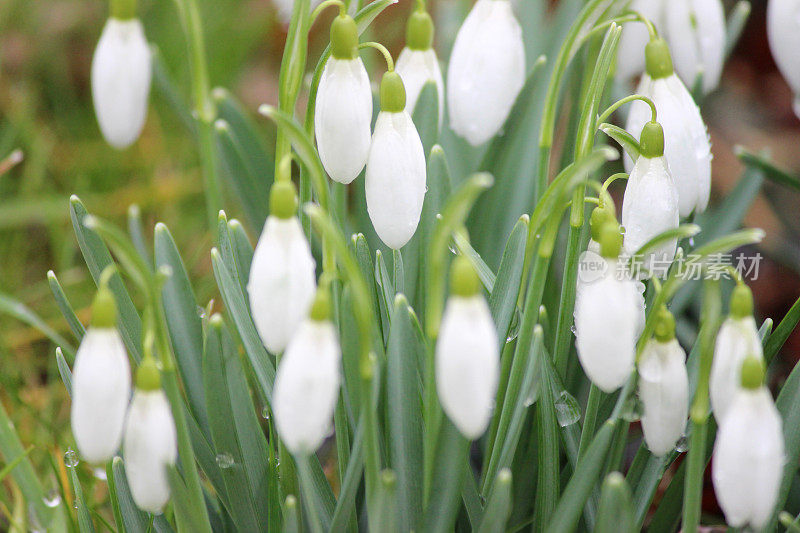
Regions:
[[3, 0, 800, 531]]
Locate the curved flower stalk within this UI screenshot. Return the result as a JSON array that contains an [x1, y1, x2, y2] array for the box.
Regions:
[[621, 120, 679, 272], [365, 70, 427, 250], [616, 0, 664, 83], [396, 6, 445, 126], [273, 286, 342, 454], [574, 219, 643, 392], [446, 0, 525, 146], [767, 0, 800, 117], [123, 357, 178, 514], [91, 5, 152, 149], [709, 283, 763, 422], [664, 0, 726, 94], [436, 256, 499, 439], [315, 12, 373, 184], [70, 282, 131, 463], [638, 308, 688, 456], [712, 356, 784, 529], [247, 181, 317, 353], [626, 38, 712, 217]]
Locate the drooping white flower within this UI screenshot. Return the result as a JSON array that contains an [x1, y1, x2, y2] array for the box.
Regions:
[[446, 0, 525, 146], [638, 309, 688, 456], [664, 0, 726, 94], [621, 121, 680, 272], [616, 0, 665, 83], [710, 284, 763, 423], [273, 291, 341, 455], [71, 288, 131, 463], [626, 39, 711, 217], [436, 257, 499, 439], [365, 72, 427, 250], [767, 0, 800, 117], [247, 182, 316, 353], [712, 358, 784, 530], [91, 17, 152, 149], [123, 384, 177, 514], [315, 14, 372, 184], [396, 48, 445, 125]]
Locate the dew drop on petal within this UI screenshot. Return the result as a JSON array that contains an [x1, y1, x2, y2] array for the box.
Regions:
[[621, 394, 643, 422], [216, 452, 235, 469], [554, 391, 582, 427], [64, 448, 79, 468]]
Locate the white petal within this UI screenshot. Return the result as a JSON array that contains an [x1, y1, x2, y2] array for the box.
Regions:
[[622, 155, 680, 270], [315, 57, 373, 184], [91, 18, 151, 149], [616, 0, 665, 82], [396, 47, 446, 128], [626, 74, 712, 216], [712, 388, 784, 529], [638, 338, 688, 456], [273, 320, 341, 454], [709, 316, 763, 423], [123, 390, 177, 514], [436, 295, 500, 439], [574, 263, 639, 392], [71, 328, 131, 463], [665, 0, 726, 94], [365, 111, 427, 249], [247, 216, 316, 353], [446, 0, 525, 146], [768, 0, 800, 116]]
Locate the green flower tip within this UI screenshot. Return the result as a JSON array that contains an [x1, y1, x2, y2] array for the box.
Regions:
[[309, 287, 332, 322], [450, 255, 481, 297], [730, 283, 754, 319], [740, 355, 764, 390], [598, 221, 623, 259], [590, 204, 616, 243], [110, 0, 136, 20], [639, 121, 664, 158], [380, 71, 406, 113], [91, 286, 117, 328], [136, 357, 161, 391], [653, 306, 675, 342], [270, 180, 298, 219], [330, 14, 359, 60], [645, 38, 674, 80], [407, 10, 434, 50]]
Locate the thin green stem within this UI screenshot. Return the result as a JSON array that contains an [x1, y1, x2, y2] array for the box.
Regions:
[[600, 172, 629, 197], [596, 94, 657, 127], [358, 42, 394, 71], [577, 384, 601, 460], [310, 0, 346, 24]]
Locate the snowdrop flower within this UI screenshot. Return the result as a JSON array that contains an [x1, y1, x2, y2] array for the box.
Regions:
[[710, 283, 763, 423], [712, 356, 784, 529], [626, 38, 711, 218], [621, 121, 679, 272], [365, 71, 426, 249], [574, 221, 642, 392], [447, 0, 525, 146], [436, 256, 499, 439], [638, 308, 688, 456], [767, 0, 800, 117], [91, 1, 151, 150], [248, 181, 316, 353], [273, 287, 341, 454], [616, 0, 664, 83], [71, 284, 131, 463], [396, 7, 445, 126], [123, 358, 177, 514], [315, 13, 372, 184], [664, 0, 726, 94]]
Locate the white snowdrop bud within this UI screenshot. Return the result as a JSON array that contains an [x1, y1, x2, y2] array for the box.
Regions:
[[575, 222, 641, 392], [710, 284, 764, 423], [365, 71, 427, 250], [396, 9, 445, 125], [626, 39, 711, 218], [713, 357, 784, 530], [91, 16, 151, 149], [123, 359, 177, 515], [446, 0, 525, 146], [638, 309, 688, 456], [247, 182, 316, 353], [71, 286, 131, 464], [767, 0, 800, 117], [315, 14, 373, 184], [273, 288, 341, 455], [664, 0, 726, 94], [616, 0, 664, 83], [436, 257, 499, 439], [621, 121, 679, 273]]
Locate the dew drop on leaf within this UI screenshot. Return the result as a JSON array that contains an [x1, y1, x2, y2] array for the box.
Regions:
[[43, 489, 61, 508], [554, 390, 582, 427], [675, 434, 689, 453], [64, 448, 79, 468], [216, 452, 235, 469]]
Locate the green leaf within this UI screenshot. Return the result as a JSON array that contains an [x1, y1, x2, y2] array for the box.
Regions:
[[535, 350, 561, 527], [736, 146, 800, 192], [375, 250, 394, 338], [167, 466, 213, 533], [412, 82, 441, 161], [488, 216, 529, 341], [765, 294, 800, 364], [55, 347, 72, 397], [109, 457, 150, 533], [151, 45, 196, 134], [329, 422, 364, 532], [631, 224, 701, 262], [725, 2, 752, 57], [67, 461, 95, 533], [0, 291, 75, 361], [595, 472, 635, 533], [375, 470, 399, 532], [47, 270, 86, 342], [0, 446, 33, 483], [422, 418, 470, 533], [127, 204, 152, 266], [598, 123, 641, 161], [478, 469, 512, 533], [454, 230, 496, 291]]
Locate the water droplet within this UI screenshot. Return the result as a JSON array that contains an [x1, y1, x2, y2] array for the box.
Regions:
[[570, 325, 577, 336], [93, 467, 107, 481], [554, 391, 582, 427], [261, 406, 270, 420], [675, 434, 689, 453], [64, 448, 79, 468], [216, 452, 235, 469], [688, 237, 695, 248], [43, 489, 61, 508], [523, 394, 535, 407], [197, 306, 207, 319], [506, 308, 521, 342], [621, 394, 643, 423], [447, 242, 457, 255]]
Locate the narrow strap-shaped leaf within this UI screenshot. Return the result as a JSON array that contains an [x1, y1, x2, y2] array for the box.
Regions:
[[151, 45, 196, 134], [68, 462, 96, 533], [228, 219, 254, 282], [736, 145, 800, 192], [412, 82, 441, 162], [56, 347, 72, 397], [535, 354, 561, 528], [764, 294, 800, 364], [0, 292, 75, 361], [392, 250, 404, 297], [488, 216, 528, 341], [375, 250, 394, 338], [127, 204, 152, 266], [167, 466, 213, 533], [598, 123, 640, 161], [329, 421, 365, 531], [725, 1, 752, 57], [477, 469, 512, 533], [595, 472, 635, 533], [110, 457, 150, 533], [421, 419, 470, 533], [454, 231, 497, 290], [375, 470, 399, 532], [47, 270, 86, 342]]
